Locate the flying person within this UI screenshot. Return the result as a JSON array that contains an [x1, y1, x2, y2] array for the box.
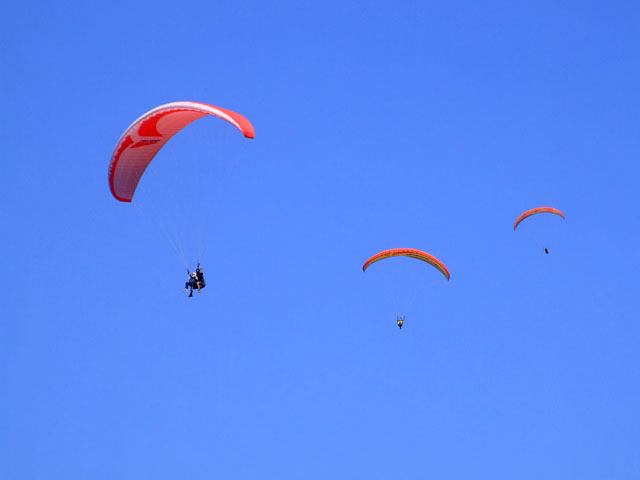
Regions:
[[195, 263, 206, 289], [184, 272, 199, 297], [544, 248, 549, 254], [397, 316, 405, 330], [184, 264, 207, 297]]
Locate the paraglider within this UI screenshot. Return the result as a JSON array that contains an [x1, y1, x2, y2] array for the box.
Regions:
[[184, 272, 199, 297], [514, 207, 565, 254], [363, 248, 450, 328], [109, 101, 254, 296], [195, 264, 205, 288]]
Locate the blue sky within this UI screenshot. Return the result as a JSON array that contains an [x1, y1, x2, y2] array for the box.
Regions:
[[2, 1, 639, 478]]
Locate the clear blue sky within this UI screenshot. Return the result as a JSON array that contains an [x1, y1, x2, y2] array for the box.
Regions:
[[2, 1, 639, 478]]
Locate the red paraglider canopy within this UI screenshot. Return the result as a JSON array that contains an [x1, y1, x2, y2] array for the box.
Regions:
[[513, 207, 565, 230], [109, 101, 254, 202], [362, 248, 450, 280]]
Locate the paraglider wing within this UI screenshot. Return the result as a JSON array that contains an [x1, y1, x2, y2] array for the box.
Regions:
[[362, 248, 450, 280], [109, 101, 254, 202], [513, 207, 565, 230]]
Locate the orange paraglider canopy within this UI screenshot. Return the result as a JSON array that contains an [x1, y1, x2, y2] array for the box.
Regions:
[[362, 248, 450, 280], [513, 207, 565, 230]]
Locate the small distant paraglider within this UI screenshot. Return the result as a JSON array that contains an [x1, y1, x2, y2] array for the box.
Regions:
[[363, 248, 450, 329], [514, 207, 565, 254]]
